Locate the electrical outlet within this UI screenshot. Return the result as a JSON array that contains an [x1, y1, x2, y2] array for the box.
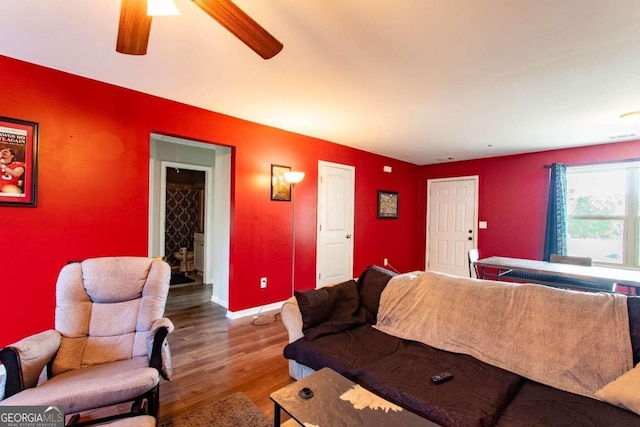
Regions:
[[260, 277, 267, 289], [383, 258, 388, 266]]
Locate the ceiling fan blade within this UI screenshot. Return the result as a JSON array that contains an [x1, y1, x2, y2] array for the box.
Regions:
[[192, 0, 283, 59], [116, 0, 153, 55]]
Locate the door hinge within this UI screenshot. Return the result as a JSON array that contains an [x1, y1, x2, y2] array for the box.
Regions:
[[318, 273, 321, 280]]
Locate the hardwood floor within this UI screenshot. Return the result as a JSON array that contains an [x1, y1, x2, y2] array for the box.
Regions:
[[158, 282, 294, 423]]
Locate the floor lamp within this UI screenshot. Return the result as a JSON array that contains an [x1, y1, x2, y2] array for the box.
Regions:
[[284, 171, 305, 296]]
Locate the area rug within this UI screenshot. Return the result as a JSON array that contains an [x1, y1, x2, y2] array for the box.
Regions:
[[170, 273, 196, 286], [160, 392, 272, 427]]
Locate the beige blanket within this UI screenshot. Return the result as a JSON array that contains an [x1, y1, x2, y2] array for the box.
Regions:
[[374, 271, 633, 398]]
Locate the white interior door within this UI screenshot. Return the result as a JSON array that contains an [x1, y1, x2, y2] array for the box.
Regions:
[[316, 161, 355, 287], [426, 177, 478, 277]]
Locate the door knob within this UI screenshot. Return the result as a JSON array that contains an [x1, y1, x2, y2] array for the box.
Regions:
[[346, 234, 352, 239], [468, 237, 473, 241]]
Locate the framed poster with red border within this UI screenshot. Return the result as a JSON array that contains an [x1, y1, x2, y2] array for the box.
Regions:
[[0, 116, 38, 206]]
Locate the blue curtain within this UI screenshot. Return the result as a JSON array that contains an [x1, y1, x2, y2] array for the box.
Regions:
[[543, 163, 568, 261]]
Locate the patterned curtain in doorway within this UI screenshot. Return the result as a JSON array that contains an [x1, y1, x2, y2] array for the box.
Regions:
[[165, 187, 201, 266], [543, 163, 568, 261]]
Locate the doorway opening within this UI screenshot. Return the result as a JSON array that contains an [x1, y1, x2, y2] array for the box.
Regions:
[[149, 134, 232, 308], [162, 164, 207, 284]]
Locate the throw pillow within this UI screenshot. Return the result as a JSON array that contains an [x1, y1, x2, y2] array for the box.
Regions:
[[295, 285, 336, 331], [627, 297, 640, 365], [357, 265, 397, 321], [295, 280, 368, 341], [595, 363, 640, 415]]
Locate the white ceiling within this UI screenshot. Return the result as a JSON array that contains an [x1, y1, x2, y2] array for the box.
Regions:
[[2, 0, 640, 165]]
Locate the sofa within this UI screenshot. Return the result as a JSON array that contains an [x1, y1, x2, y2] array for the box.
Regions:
[[282, 266, 640, 426]]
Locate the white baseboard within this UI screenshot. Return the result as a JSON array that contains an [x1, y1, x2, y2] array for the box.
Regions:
[[211, 294, 228, 309], [226, 300, 286, 319]]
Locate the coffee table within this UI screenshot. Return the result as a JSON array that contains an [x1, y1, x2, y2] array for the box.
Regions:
[[270, 367, 439, 426]]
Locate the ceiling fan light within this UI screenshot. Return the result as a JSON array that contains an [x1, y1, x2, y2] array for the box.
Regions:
[[620, 111, 640, 125], [147, 0, 180, 16]]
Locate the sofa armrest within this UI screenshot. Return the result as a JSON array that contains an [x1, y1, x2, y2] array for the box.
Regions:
[[149, 318, 174, 381], [281, 297, 304, 343], [0, 330, 61, 399]]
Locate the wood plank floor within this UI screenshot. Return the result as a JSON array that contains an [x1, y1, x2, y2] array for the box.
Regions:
[[158, 282, 294, 423]]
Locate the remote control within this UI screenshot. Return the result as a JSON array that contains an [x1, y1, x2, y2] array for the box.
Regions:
[[431, 372, 454, 384]]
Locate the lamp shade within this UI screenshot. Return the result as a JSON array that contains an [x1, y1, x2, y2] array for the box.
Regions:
[[148, 0, 180, 16], [284, 171, 305, 184]]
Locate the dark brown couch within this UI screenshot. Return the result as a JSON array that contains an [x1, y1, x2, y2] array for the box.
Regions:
[[282, 266, 640, 427]]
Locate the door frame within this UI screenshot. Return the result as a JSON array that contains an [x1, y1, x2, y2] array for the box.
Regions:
[[425, 175, 479, 272], [159, 161, 213, 280], [316, 160, 355, 288]]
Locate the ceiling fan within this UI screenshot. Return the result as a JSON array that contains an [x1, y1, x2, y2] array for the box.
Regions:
[[116, 0, 283, 59]]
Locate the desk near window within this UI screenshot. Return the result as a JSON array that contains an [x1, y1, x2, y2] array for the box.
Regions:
[[474, 256, 640, 294]]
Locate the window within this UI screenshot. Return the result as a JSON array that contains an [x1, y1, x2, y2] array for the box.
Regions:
[[566, 162, 640, 267]]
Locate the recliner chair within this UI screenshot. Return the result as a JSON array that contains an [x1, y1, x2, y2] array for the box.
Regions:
[[0, 257, 173, 425]]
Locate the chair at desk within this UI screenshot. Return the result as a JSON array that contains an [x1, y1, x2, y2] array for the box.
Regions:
[[468, 249, 479, 278], [549, 255, 636, 294], [504, 254, 611, 292], [470, 250, 513, 281], [549, 254, 592, 266], [552, 255, 615, 291]]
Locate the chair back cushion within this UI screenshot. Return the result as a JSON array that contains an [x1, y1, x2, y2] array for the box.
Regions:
[[52, 257, 170, 376]]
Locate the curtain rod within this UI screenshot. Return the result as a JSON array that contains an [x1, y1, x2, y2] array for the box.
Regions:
[[543, 157, 640, 169]]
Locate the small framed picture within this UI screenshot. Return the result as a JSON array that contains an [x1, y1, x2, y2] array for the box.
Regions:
[[0, 116, 38, 207], [377, 190, 399, 219], [271, 164, 292, 201]]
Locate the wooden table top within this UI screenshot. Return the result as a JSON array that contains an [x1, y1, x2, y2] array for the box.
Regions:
[[270, 367, 438, 426]]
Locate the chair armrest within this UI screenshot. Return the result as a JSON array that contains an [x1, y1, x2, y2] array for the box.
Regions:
[[149, 318, 174, 381], [0, 330, 61, 399], [281, 297, 304, 343]]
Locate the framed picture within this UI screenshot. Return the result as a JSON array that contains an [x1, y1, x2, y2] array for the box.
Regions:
[[377, 190, 399, 219], [271, 164, 292, 201], [0, 116, 38, 207]]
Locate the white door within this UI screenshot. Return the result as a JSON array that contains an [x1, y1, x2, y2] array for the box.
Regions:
[[316, 161, 355, 287], [426, 177, 478, 277]]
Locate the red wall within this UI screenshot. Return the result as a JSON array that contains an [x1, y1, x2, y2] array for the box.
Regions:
[[418, 140, 640, 263], [0, 56, 422, 347], [6, 52, 635, 349]]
